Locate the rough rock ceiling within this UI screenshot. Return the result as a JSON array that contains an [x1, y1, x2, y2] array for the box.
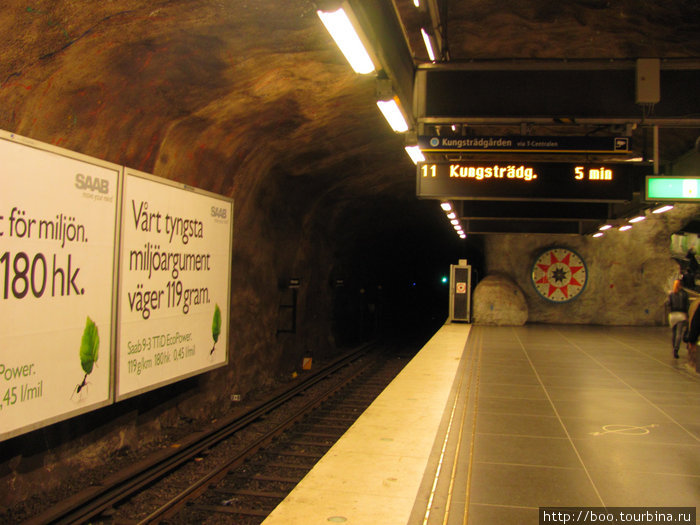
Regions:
[[0, 0, 698, 233], [400, 0, 700, 61]]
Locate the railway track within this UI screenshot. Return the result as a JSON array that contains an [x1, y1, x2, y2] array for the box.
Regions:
[[173, 359, 407, 524], [22, 343, 413, 524]]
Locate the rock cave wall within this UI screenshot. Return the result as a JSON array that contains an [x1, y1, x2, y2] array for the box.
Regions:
[[0, 1, 425, 507], [482, 202, 700, 325]]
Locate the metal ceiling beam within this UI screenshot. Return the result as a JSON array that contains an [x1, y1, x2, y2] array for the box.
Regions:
[[464, 219, 598, 235], [457, 201, 610, 221]]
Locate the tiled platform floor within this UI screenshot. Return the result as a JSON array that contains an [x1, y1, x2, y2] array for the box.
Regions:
[[437, 325, 700, 524], [264, 324, 700, 525]]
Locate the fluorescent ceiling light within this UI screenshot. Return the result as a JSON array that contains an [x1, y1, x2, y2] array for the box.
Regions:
[[628, 215, 646, 223], [599, 224, 613, 231], [413, 0, 420, 6], [593, 232, 604, 238], [421, 28, 436, 61], [447, 212, 456, 219], [317, 8, 375, 74], [404, 145, 424, 164], [376, 98, 409, 132], [652, 204, 674, 214], [459, 233, 467, 239], [441, 202, 452, 211], [619, 225, 632, 231], [450, 219, 459, 225]]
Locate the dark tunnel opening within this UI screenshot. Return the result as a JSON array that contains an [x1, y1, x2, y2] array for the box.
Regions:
[[330, 197, 484, 347]]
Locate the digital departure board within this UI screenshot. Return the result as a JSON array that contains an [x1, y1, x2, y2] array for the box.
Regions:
[[416, 162, 647, 202]]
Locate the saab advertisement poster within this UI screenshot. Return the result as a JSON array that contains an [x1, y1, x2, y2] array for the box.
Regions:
[[116, 169, 232, 400], [0, 131, 119, 441]]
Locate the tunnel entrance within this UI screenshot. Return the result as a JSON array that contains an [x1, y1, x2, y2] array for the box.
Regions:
[[330, 197, 483, 348]]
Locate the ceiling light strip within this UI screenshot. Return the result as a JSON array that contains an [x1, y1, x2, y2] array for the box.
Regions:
[[317, 7, 375, 74]]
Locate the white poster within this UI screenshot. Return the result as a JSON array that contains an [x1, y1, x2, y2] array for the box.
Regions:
[[116, 169, 232, 400], [0, 131, 119, 441]]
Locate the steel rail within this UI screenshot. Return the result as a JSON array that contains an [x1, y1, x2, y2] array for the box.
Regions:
[[23, 343, 375, 525], [138, 352, 380, 523]]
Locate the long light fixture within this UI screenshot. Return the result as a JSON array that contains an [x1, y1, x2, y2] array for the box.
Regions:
[[455, 223, 466, 239], [652, 204, 674, 214], [439, 201, 466, 239], [376, 97, 409, 132], [317, 7, 375, 74], [595, 205, 671, 238], [420, 28, 436, 61], [404, 145, 424, 164]]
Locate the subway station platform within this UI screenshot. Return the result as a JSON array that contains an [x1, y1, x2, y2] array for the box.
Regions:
[[262, 324, 700, 525]]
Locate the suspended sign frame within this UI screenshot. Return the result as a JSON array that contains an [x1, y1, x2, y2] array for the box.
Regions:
[[418, 135, 630, 154]]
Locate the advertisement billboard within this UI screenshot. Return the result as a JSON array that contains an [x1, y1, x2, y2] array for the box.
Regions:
[[1, 131, 234, 440], [115, 169, 233, 400], [0, 131, 119, 441]]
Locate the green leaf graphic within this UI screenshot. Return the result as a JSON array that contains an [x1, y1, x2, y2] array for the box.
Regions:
[[80, 316, 99, 375], [212, 304, 221, 344]]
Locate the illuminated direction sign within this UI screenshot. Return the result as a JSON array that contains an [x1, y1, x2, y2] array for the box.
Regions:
[[417, 162, 646, 201], [418, 136, 630, 154], [646, 176, 700, 201]]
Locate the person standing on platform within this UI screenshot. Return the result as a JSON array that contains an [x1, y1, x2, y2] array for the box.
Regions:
[[668, 279, 689, 358], [684, 248, 699, 289], [685, 299, 700, 371]]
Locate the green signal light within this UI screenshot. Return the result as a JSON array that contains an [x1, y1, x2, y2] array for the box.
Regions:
[[441, 276, 448, 284]]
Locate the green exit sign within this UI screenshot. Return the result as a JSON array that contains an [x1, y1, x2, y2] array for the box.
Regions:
[[646, 176, 700, 201]]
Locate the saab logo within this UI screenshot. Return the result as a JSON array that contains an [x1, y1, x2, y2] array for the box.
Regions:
[[211, 206, 227, 219], [75, 173, 109, 194]]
